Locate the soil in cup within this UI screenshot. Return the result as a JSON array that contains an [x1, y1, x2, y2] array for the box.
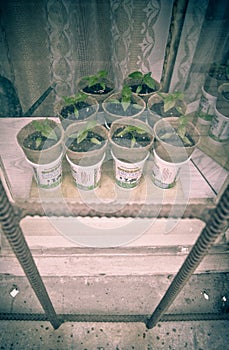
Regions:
[[60, 101, 96, 121], [158, 128, 195, 148], [66, 131, 106, 152], [105, 98, 143, 116], [112, 126, 152, 148], [129, 84, 156, 94], [83, 83, 113, 95], [23, 131, 58, 151], [150, 102, 183, 117]]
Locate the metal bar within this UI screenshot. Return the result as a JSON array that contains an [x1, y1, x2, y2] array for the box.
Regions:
[[0, 312, 228, 323], [146, 185, 229, 329], [0, 178, 62, 329], [23, 83, 56, 117]]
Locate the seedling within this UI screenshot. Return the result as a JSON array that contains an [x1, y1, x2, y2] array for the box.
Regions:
[[115, 125, 149, 148], [128, 71, 156, 94], [32, 118, 58, 148], [157, 91, 185, 114], [62, 92, 88, 119], [160, 114, 193, 146], [70, 120, 101, 145], [82, 70, 108, 91], [109, 85, 143, 112]]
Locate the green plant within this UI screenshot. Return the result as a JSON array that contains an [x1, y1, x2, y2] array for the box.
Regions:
[[69, 120, 101, 145], [160, 114, 193, 146], [62, 92, 88, 119], [32, 118, 58, 148], [128, 71, 156, 93], [82, 70, 108, 90], [115, 124, 149, 148], [157, 91, 185, 114], [63, 92, 87, 105], [109, 85, 142, 112]]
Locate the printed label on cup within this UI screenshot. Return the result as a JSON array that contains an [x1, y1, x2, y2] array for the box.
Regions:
[[66, 154, 104, 190], [112, 152, 148, 189], [198, 87, 217, 122], [152, 150, 189, 189], [116, 164, 143, 188], [30, 155, 62, 189], [209, 112, 229, 142]]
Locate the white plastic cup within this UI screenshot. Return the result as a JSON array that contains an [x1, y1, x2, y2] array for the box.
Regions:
[[66, 153, 105, 190], [111, 151, 149, 189], [198, 86, 217, 125], [152, 149, 190, 189], [27, 153, 63, 189], [208, 105, 229, 143]]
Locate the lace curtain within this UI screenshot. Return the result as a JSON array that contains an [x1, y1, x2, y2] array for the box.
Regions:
[[0, 0, 228, 116]]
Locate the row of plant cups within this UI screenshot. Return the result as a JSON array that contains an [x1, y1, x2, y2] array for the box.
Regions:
[[17, 115, 200, 191], [55, 69, 186, 127], [197, 62, 229, 144], [56, 68, 228, 144]]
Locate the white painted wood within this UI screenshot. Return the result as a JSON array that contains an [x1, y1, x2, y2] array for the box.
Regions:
[[0, 252, 228, 276], [19, 217, 206, 249]]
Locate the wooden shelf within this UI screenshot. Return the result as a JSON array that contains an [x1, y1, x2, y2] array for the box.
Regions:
[[0, 117, 228, 221]]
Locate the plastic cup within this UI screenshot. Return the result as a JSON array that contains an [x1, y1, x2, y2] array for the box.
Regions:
[[208, 103, 229, 143], [111, 151, 149, 189], [152, 149, 190, 189], [66, 153, 105, 190], [26, 152, 63, 189], [198, 86, 217, 125]]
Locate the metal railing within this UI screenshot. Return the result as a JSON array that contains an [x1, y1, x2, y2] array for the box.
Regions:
[[0, 177, 228, 329]]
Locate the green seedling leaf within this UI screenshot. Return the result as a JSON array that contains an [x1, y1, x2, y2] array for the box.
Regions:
[[177, 114, 193, 145], [121, 85, 132, 99], [107, 98, 120, 104], [132, 103, 143, 110], [76, 120, 97, 144], [116, 124, 149, 148], [100, 82, 106, 91], [160, 132, 175, 141], [121, 101, 130, 112], [163, 99, 176, 112], [82, 70, 108, 88], [91, 137, 101, 145], [35, 137, 42, 149], [97, 70, 108, 79], [157, 91, 184, 112], [136, 85, 142, 94], [87, 76, 98, 87], [32, 119, 58, 141], [116, 125, 147, 137], [175, 105, 185, 114], [121, 85, 132, 110], [128, 71, 143, 80], [131, 136, 136, 148], [73, 106, 79, 119], [181, 135, 192, 146], [179, 114, 188, 126], [63, 92, 87, 105], [177, 124, 186, 139], [77, 131, 87, 144], [143, 73, 155, 89]]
